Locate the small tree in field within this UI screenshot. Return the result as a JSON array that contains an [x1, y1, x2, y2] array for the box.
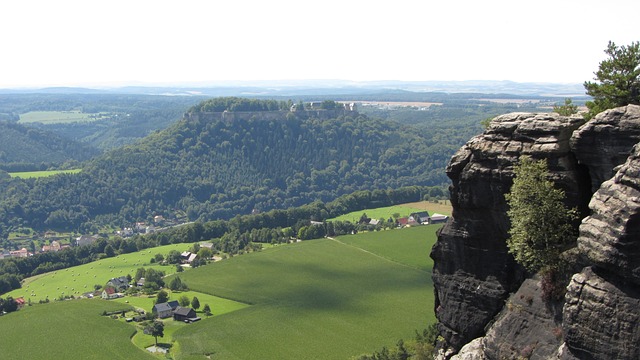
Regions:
[[203, 303, 212, 316], [144, 320, 164, 346], [179, 295, 190, 307], [505, 156, 578, 273], [191, 296, 200, 311]]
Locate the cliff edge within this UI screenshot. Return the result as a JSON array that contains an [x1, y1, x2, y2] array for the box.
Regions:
[[431, 105, 640, 359]]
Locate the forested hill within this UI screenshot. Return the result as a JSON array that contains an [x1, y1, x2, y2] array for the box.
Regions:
[[0, 121, 99, 167], [0, 100, 456, 232]]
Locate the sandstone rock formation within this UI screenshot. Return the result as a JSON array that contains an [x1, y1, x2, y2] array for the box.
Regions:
[[432, 105, 640, 359]]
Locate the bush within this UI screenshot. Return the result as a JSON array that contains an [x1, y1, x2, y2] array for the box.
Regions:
[[505, 156, 578, 272]]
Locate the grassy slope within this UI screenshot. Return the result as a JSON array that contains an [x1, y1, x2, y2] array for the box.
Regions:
[[1, 222, 440, 360], [172, 225, 440, 360], [328, 200, 452, 223], [6, 243, 190, 301], [9, 169, 82, 179], [0, 299, 155, 360], [18, 110, 107, 124]]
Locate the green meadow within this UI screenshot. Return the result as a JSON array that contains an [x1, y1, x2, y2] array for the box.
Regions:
[[0, 299, 155, 360], [9, 169, 82, 179], [18, 110, 111, 124], [2, 224, 440, 359], [171, 225, 440, 360], [328, 200, 452, 223], [6, 243, 191, 301]]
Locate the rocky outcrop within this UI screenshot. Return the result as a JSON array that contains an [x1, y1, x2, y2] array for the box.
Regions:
[[431, 112, 588, 350], [560, 140, 640, 359], [482, 277, 564, 360], [571, 105, 640, 192], [578, 142, 640, 284], [432, 105, 640, 360], [563, 267, 640, 359]]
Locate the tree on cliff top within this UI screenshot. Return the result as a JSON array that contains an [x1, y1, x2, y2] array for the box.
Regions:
[[553, 98, 578, 116], [505, 156, 578, 273], [584, 41, 640, 119]]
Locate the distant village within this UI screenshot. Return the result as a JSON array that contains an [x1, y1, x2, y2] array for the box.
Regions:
[[0, 215, 190, 260]]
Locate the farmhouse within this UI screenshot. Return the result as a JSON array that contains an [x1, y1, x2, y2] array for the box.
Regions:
[[101, 287, 119, 300], [153, 302, 174, 319], [173, 306, 200, 322], [396, 217, 419, 228], [409, 211, 431, 224], [9, 248, 30, 258], [14, 297, 26, 309], [428, 213, 449, 224], [106, 276, 130, 291], [75, 234, 99, 247]]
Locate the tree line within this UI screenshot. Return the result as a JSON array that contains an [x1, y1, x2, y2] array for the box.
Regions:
[[0, 186, 436, 295]]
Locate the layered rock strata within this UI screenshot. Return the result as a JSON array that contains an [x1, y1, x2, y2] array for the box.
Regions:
[[431, 113, 587, 350], [432, 105, 640, 359]]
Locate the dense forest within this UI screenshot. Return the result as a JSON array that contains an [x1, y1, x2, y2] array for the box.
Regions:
[[0, 121, 99, 168], [0, 98, 457, 234]]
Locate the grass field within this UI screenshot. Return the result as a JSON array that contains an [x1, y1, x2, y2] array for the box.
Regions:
[[2, 223, 441, 359], [18, 110, 112, 124], [6, 243, 192, 302], [0, 299, 156, 360], [171, 224, 440, 360], [113, 289, 249, 350], [9, 169, 82, 178], [328, 200, 452, 223]]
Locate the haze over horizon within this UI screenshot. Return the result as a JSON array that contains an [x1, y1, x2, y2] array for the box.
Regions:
[[1, 0, 638, 89]]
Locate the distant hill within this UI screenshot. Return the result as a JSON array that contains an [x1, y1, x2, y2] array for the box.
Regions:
[[0, 121, 99, 167], [0, 79, 586, 97], [0, 98, 457, 231]]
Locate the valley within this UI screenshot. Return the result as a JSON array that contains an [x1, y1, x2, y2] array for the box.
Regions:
[[0, 223, 440, 359]]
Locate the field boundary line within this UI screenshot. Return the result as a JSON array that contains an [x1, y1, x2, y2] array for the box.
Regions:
[[325, 237, 429, 274]]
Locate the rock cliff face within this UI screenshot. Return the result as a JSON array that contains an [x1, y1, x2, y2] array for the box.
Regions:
[[432, 105, 640, 360]]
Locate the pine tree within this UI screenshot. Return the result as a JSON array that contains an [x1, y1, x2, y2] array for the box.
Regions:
[[203, 303, 212, 316], [584, 41, 640, 119]]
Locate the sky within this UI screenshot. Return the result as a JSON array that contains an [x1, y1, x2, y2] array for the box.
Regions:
[[1, 0, 638, 88]]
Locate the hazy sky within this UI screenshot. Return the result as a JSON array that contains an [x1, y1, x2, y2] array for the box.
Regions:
[[1, 0, 638, 88]]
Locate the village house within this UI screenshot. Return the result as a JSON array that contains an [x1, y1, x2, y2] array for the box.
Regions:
[[75, 234, 99, 247], [9, 248, 30, 258], [41, 240, 62, 253], [116, 228, 134, 237], [173, 306, 200, 322], [153, 302, 174, 319], [106, 276, 130, 292], [101, 287, 120, 300], [428, 213, 449, 224], [200, 242, 214, 249], [167, 300, 179, 310], [135, 222, 147, 232], [396, 217, 420, 228], [14, 297, 26, 309], [409, 211, 431, 224]]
